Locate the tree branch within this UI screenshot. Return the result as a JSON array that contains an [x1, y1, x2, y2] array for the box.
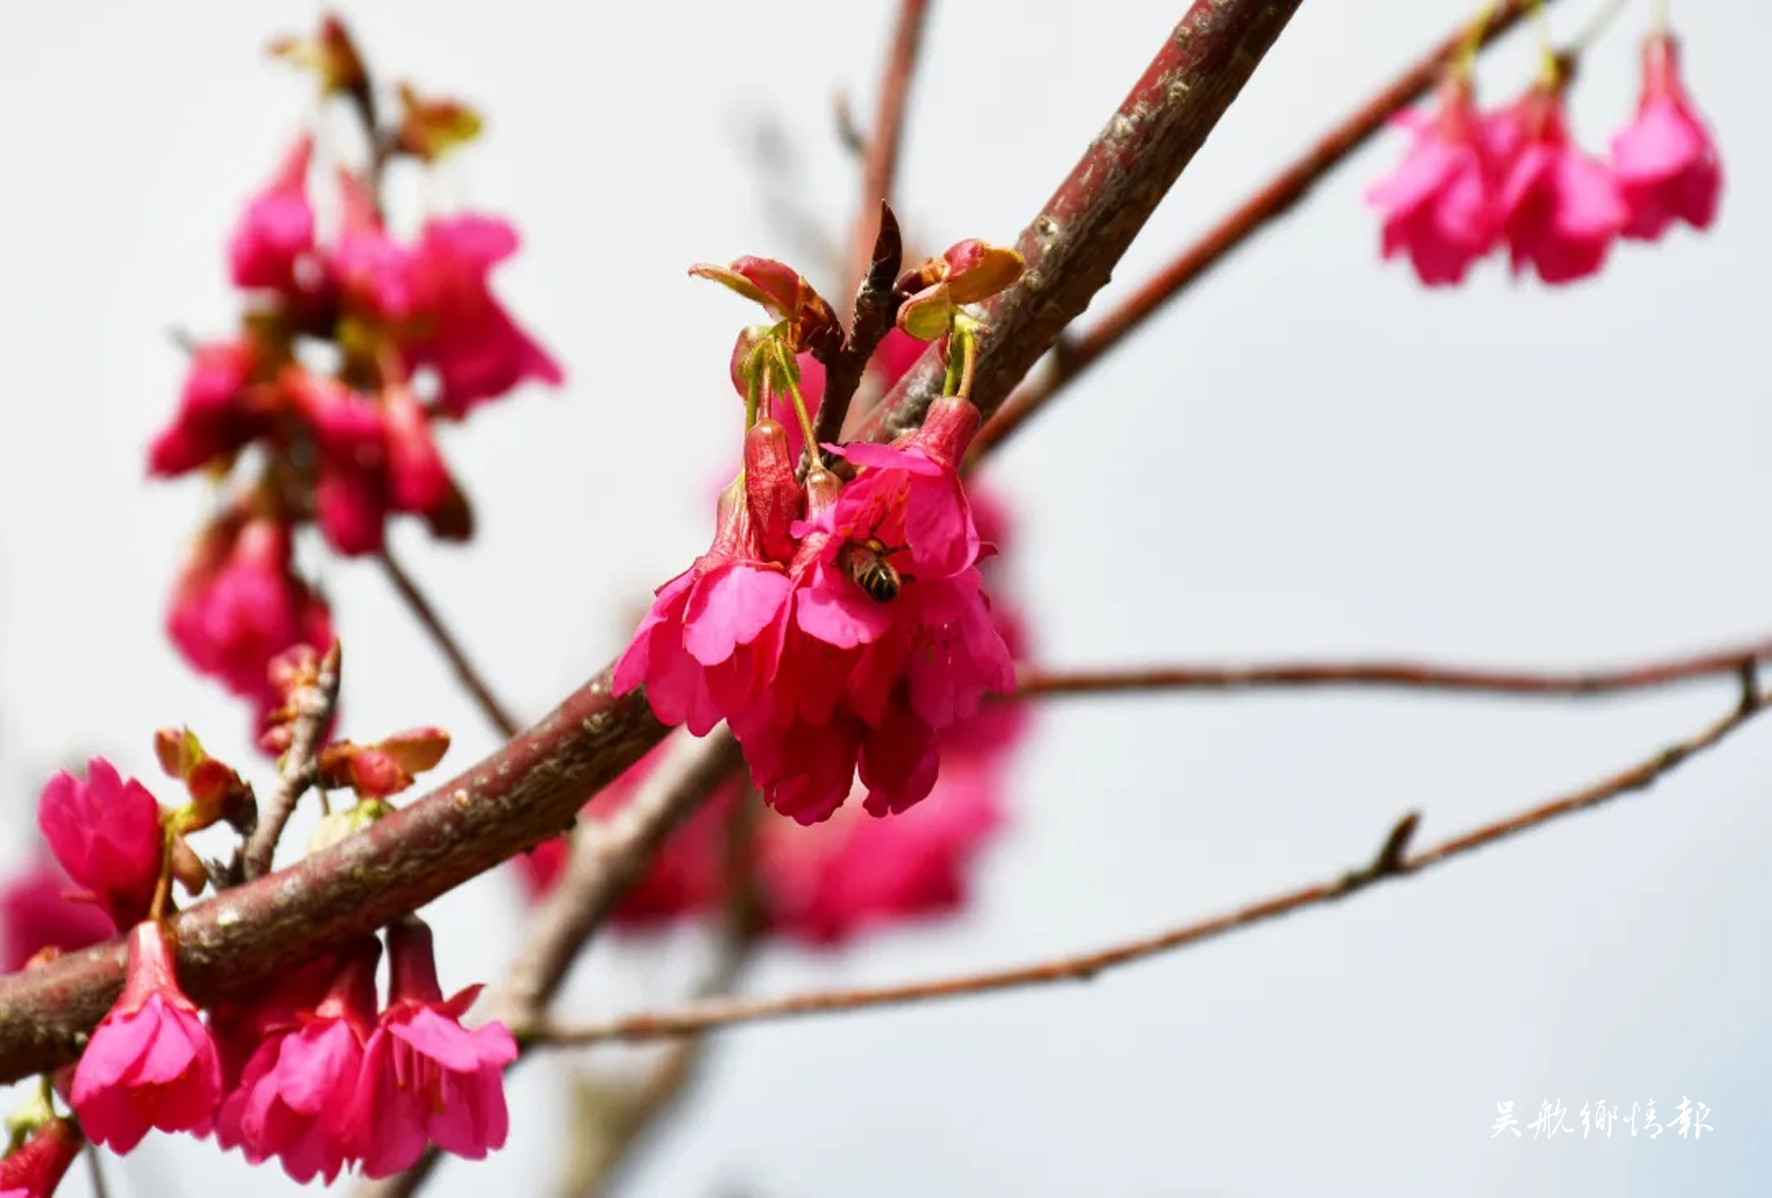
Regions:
[[843, 0, 933, 299], [380, 549, 522, 740], [240, 641, 341, 881], [856, 0, 1310, 443], [530, 689, 1771, 1047], [0, 0, 1310, 1084], [970, 0, 1561, 457], [1012, 636, 1772, 700]]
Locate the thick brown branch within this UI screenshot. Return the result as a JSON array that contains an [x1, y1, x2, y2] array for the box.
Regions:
[[1013, 636, 1772, 700], [0, 673, 667, 1082], [380, 550, 522, 739], [532, 692, 1771, 1047], [240, 642, 341, 881], [856, 0, 1310, 443], [972, 0, 1559, 456]]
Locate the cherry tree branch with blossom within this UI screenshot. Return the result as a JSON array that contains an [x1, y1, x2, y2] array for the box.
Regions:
[[0, 0, 1315, 1085]]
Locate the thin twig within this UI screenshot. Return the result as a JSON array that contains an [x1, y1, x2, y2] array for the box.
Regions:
[[84, 1145, 110, 1198], [970, 0, 1563, 458], [810, 204, 905, 460], [531, 690, 1770, 1048], [379, 549, 522, 739], [240, 641, 341, 881], [1012, 636, 1772, 700], [843, 0, 934, 300]]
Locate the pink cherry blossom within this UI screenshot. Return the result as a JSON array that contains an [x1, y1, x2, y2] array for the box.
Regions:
[[346, 919, 516, 1178], [70, 922, 224, 1153], [1612, 32, 1722, 241], [36, 760, 162, 931], [0, 1119, 82, 1198], [229, 134, 317, 293], [0, 856, 115, 971], [615, 473, 794, 734], [147, 341, 267, 477], [216, 938, 380, 1184], [1366, 72, 1501, 285], [329, 171, 414, 321], [402, 215, 564, 417], [1492, 84, 1627, 284], [167, 515, 335, 711]]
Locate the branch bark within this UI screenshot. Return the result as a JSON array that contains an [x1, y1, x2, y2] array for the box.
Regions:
[[531, 688, 1770, 1047], [1012, 636, 1772, 700], [0, 0, 1308, 1084]]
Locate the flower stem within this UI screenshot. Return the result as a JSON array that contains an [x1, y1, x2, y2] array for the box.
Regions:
[[773, 343, 822, 462]]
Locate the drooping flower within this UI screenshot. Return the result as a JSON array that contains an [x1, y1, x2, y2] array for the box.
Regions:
[[167, 514, 335, 712], [0, 857, 115, 972], [345, 919, 516, 1178], [1366, 72, 1501, 285], [614, 450, 796, 735], [1612, 31, 1722, 241], [70, 922, 224, 1153], [36, 760, 163, 931], [0, 1118, 83, 1198], [147, 341, 270, 477], [402, 215, 564, 417], [229, 134, 317, 294], [731, 398, 1014, 821], [216, 938, 380, 1184], [1491, 82, 1627, 284]]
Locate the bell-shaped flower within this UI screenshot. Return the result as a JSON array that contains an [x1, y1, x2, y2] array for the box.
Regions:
[[70, 922, 225, 1153], [1612, 31, 1722, 240], [1492, 83, 1627, 284], [344, 919, 517, 1178], [216, 938, 381, 1184], [229, 134, 317, 293], [1366, 72, 1501, 285], [0, 1117, 83, 1198]]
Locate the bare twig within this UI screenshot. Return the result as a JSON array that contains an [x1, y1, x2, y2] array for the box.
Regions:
[[970, 0, 1563, 458], [843, 0, 934, 299], [380, 549, 522, 740], [531, 692, 1770, 1047], [810, 204, 905, 460], [1012, 635, 1772, 700], [84, 1145, 110, 1198], [240, 641, 341, 881]]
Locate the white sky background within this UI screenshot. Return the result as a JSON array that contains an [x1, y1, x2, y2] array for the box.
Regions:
[[1, 0, 1768, 1195]]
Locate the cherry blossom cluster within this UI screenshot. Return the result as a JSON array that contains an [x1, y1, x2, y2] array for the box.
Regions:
[[0, 650, 510, 1191], [615, 243, 1025, 824], [526, 482, 1031, 943], [151, 14, 560, 737], [1369, 24, 1720, 286]]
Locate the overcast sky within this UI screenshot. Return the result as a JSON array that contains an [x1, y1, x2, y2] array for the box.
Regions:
[[1, 0, 1767, 1195]]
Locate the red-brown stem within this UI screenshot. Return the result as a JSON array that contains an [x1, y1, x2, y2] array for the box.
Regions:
[[241, 641, 341, 881], [971, 0, 1559, 458], [1013, 636, 1772, 700], [380, 550, 522, 740], [844, 0, 933, 299], [533, 687, 1770, 1047], [0, 0, 1309, 1083], [856, 0, 1308, 447]]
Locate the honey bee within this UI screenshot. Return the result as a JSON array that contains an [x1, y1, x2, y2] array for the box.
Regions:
[[837, 537, 902, 603]]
